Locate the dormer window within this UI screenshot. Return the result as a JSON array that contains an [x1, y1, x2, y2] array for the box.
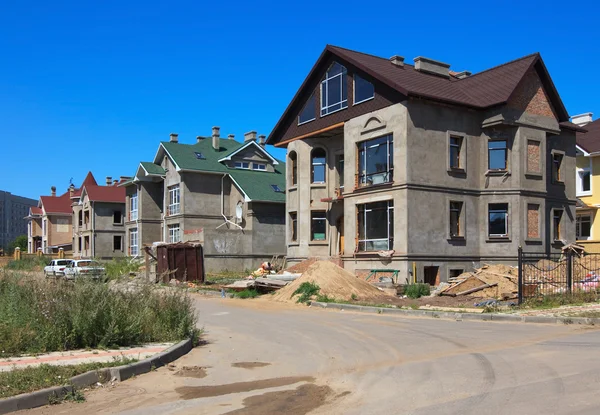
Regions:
[[354, 74, 374, 104], [321, 62, 347, 116], [235, 161, 250, 169], [253, 163, 266, 171]]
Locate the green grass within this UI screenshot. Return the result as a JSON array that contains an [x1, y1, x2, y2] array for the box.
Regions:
[[292, 282, 321, 304], [204, 271, 243, 286], [102, 258, 142, 279], [0, 271, 199, 357], [232, 288, 260, 299], [520, 291, 600, 310], [4, 256, 51, 271], [404, 283, 431, 299], [0, 357, 136, 399]]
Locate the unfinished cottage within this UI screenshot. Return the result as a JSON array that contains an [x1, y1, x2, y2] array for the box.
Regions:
[[122, 129, 286, 271], [267, 45, 581, 284]]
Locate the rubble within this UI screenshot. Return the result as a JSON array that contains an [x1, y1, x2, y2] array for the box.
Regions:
[[438, 264, 518, 300]]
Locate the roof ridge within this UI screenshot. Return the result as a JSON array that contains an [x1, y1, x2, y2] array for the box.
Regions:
[[459, 52, 540, 80], [328, 44, 420, 69]]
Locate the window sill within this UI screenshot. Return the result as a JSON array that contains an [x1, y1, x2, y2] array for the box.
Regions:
[[308, 241, 328, 246], [525, 238, 542, 245], [447, 236, 465, 241], [486, 170, 510, 177], [353, 182, 394, 193], [447, 167, 465, 174], [288, 242, 300, 247], [552, 180, 565, 186], [311, 183, 327, 189], [577, 192, 592, 197], [288, 186, 298, 191], [525, 171, 543, 178], [486, 237, 511, 243], [552, 240, 565, 247]]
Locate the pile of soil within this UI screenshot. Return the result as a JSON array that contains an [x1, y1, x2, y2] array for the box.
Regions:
[[271, 261, 392, 303]]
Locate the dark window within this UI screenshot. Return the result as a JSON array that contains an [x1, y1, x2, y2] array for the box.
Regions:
[[290, 212, 297, 242], [488, 140, 507, 170], [449, 201, 463, 237], [113, 235, 122, 251], [449, 269, 463, 279], [358, 135, 393, 187], [271, 184, 282, 192], [488, 203, 508, 237], [336, 154, 344, 188], [321, 62, 348, 115], [582, 170, 591, 192], [357, 200, 394, 251], [449, 136, 462, 169], [553, 210, 563, 240], [298, 93, 316, 124], [552, 153, 563, 182], [311, 149, 326, 184], [194, 152, 205, 160], [354, 74, 374, 104], [577, 215, 591, 239], [78, 211, 82, 226], [113, 211, 122, 224], [311, 211, 327, 241], [289, 152, 298, 186]]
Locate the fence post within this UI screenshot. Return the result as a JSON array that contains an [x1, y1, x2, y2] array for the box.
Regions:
[[517, 246, 523, 305], [566, 249, 573, 294], [14, 247, 21, 261]]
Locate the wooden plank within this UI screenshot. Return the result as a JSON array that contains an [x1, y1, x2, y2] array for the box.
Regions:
[[274, 123, 345, 147], [456, 283, 498, 296]]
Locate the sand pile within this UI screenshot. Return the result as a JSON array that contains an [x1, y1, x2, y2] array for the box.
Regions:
[[271, 261, 392, 303]]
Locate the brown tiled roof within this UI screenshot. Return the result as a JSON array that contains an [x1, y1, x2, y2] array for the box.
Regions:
[[576, 119, 600, 153], [267, 45, 571, 144], [83, 185, 125, 203], [40, 192, 72, 214]]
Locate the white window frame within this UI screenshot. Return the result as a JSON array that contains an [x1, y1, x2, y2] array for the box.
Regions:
[[353, 74, 375, 105], [488, 204, 509, 238], [357, 200, 394, 252], [252, 163, 266, 171], [168, 224, 181, 243], [577, 159, 592, 196], [234, 161, 250, 169], [130, 192, 138, 221], [168, 185, 180, 215], [130, 229, 138, 256], [576, 214, 592, 240], [321, 63, 348, 116]]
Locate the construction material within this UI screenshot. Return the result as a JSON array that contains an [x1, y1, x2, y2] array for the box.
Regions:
[[271, 261, 393, 303], [439, 264, 518, 300], [455, 282, 498, 296]]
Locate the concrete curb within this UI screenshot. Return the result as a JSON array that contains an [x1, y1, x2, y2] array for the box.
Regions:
[[310, 302, 600, 326], [0, 338, 193, 415]]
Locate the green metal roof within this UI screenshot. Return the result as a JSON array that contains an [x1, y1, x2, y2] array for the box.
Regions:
[[155, 139, 286, 203], [141, 161, 166, 176]]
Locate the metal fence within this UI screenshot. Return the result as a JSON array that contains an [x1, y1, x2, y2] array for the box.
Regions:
[[518, 247, 600, 303]]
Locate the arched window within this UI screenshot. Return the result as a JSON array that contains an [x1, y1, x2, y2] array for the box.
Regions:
[[311, 148, 326, 184], [321, 62, 348, 116], [289, 151, 298, 186]]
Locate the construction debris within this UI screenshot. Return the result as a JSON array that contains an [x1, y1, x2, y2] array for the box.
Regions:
[[225, 278, 288, 293], [438, 264, 518, 300]]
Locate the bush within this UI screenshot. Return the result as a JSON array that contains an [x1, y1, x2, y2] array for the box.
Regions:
[[404, 283, 431, 299], [292, 282, 321, 304], [0, 272, 198, 357], [233, 289, 259, 299], [102, 258, 142, 279]]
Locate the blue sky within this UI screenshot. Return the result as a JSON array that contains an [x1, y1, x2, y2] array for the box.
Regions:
[[1, 0, 599, 200]]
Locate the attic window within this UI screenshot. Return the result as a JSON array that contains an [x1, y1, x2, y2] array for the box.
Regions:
[[299, 92, 316, 125], [354, 74, 374, 104], [235, 162, 250, 169], [321, 62, 348, 116], [194, 152, 205, 160], [271, 184, 282, 192]]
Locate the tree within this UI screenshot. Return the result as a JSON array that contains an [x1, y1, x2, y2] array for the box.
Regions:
[[8, 235, 28, 254]]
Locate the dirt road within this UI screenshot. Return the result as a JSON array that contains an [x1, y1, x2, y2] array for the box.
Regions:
[[19, 296, 600, 415]]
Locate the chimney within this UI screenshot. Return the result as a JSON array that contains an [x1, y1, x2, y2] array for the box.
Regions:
[[572, 112, 593, 127], [228, 134, 235, 140], [196, 136, 204, 143], [258, 135, 266, 147], [212, 126, 220, 151], [413, 56, 450, 78], [113, 179, 118, 186], [169, 133, 178, 143], [390, 55, 404, 67], [51, 186, 56, 197], [69, 184, 75, 198], [106, 176, 112, 186], [244, 131, 257, 142], [454, 70, 472, 79], [119, 176, 130, 182]]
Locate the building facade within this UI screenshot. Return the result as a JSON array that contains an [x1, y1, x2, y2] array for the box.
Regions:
[[122, 129, 286, 271], [29, 186, 73, 254], [267, 46, 580, 284], [0, 191, 37, 251]]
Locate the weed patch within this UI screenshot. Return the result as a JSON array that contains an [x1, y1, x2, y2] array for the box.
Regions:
[[404, 284, 431, 299], [292, 282, 321, 304], [233, 289, 259, 299], [4, 256, 51, 271], [102, 258, 141, 279], [520, 291, 600, 310]]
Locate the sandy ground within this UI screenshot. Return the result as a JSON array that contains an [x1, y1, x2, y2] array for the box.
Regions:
[[16, 296, 600, 415]]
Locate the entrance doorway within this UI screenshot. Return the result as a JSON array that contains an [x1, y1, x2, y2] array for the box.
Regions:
[[424, 266, 439, 286]]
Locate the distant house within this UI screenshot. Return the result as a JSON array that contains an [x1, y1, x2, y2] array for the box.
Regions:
[[122, 128, 286, 271], [29, 186, 74, 254]]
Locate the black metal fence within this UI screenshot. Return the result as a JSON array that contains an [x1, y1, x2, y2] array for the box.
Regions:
[[518, 247, 600, 303]]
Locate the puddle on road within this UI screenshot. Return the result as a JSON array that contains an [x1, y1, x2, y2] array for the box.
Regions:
[[231, 362, 271, 369], [223, 384, 335, 415], [175, 376, 315, 400], [174, 366, 208, 379]]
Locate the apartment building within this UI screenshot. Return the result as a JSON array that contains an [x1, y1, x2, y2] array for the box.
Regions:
[[0, 190, 37, 251], [267, 45, 581, 284], [122, 129, 286, 271]]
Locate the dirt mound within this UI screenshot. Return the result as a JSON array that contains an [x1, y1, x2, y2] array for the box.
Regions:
[[271, 261, 392, 303]]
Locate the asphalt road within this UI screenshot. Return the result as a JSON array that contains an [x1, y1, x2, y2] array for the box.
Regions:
[[21, 297, 600, 415]]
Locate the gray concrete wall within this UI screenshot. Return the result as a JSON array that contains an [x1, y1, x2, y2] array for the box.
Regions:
[[91, 201, 126, 258]]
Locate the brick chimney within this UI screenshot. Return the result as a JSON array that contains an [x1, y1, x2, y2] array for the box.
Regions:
[[390, 55, 404, 67], [169, 133, 178, 143], [572, 113, 593, 127], [228, 134, 235, 140], [414, 56, 450, 78], [69, 184, 75, 198], [258, 135, 266, 148], [106, 176, 112, 186], [212, 126, 220, 151], [244, 131, 257, 142], [196, 136, 204, 143], [51, 186, 56, 197], [113, 179, 118, 186]]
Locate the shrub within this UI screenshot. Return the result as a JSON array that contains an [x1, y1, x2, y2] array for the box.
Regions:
[[233, 289, 259, 299], [0, 272, 198, 357], [5, 256, 51, 271], [102, 258, 141, 279], [404, 283, 431, 299], [292, 282, 321, 304]]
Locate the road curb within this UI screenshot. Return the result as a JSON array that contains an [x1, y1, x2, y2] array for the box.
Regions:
[[310, 302, 600, 326], [0, 338, 193, 414]]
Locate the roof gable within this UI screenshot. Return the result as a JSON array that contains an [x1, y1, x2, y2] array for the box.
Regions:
[[218, 140, 279, 165]]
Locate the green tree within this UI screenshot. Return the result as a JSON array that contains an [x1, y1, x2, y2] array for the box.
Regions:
[[8, 235, 28, 254]]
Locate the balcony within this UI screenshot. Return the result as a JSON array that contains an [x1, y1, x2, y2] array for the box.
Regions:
[[355, 170, 393, 189]]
